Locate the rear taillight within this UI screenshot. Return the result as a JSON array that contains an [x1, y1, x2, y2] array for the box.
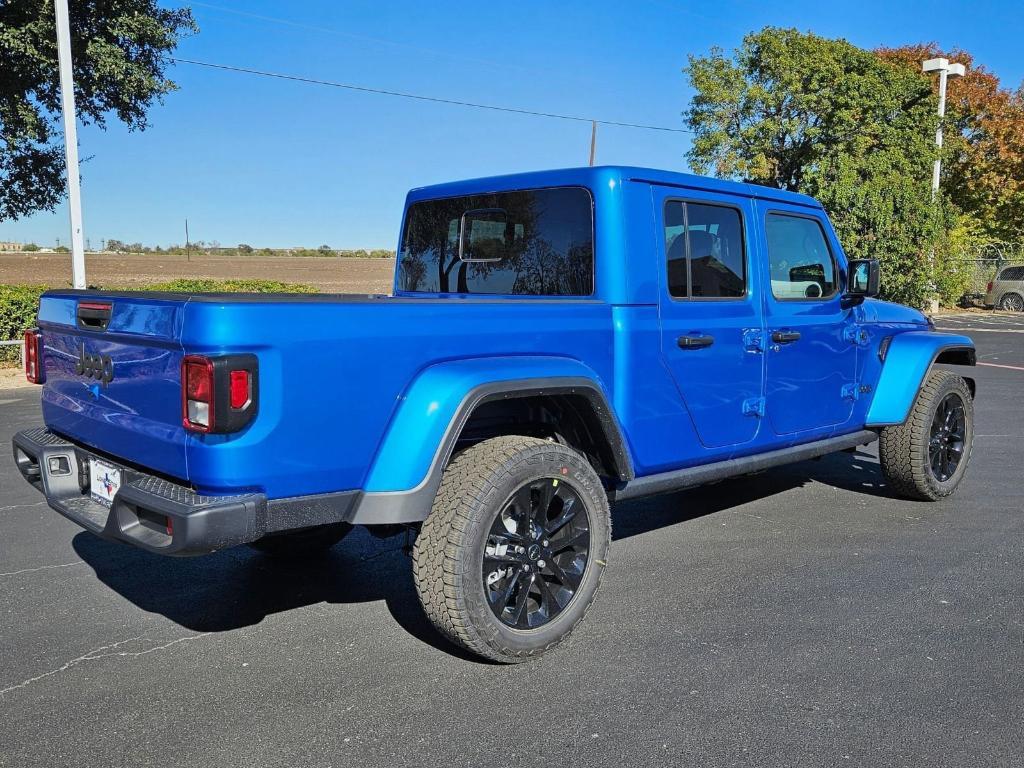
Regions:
[[229, 369, 251, 409], [181, 354, 258, 434], [987, 281, 993, 293], [183, 356, 215, 432], [24, 330, 43, 384]]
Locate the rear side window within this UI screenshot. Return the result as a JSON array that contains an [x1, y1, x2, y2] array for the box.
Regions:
[[765, 213, 838, 300], [398, 187, 594, 295], [999, 266, 1024, 281], [664, 201, 746, 298]]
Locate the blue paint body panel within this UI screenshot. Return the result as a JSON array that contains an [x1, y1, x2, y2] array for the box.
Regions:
[[650, 184, 765, 449], [865, 332, 976, 426], [37, 294, 189, 479], [364, 356, 611, 492], [32, 166, 975, 506]]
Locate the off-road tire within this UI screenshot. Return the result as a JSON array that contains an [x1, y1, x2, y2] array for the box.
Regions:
[[412, 436, 611, 663], [248, 522, 352, 557], [878, 370, 974, 501]]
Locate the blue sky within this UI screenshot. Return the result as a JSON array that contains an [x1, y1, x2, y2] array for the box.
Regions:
[[3, 0, 1023, 250]]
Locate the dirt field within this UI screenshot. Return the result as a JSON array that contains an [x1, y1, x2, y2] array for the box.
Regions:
[[0, 252, 395, 293]]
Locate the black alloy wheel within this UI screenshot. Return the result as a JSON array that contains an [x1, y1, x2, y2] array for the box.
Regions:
[[928, 392, 967, 482], [483, 477, 591, 630]]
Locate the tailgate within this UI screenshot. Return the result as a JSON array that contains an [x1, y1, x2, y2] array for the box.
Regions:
[[36, 291, 190, 482]]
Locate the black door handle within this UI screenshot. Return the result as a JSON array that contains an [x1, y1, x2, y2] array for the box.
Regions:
[[678, 334, 714, 349], [771, 330, 801, 344]]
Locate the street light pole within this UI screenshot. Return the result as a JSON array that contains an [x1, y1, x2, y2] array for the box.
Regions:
[[53, 0, 87, 289], [921, 57, 966, 312], [922, 58, 966, 198]]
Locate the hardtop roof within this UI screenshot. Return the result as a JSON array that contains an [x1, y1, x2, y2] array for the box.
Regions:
[[407, 165, 822, 209]]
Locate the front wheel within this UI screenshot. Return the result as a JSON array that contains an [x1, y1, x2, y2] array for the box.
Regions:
[[413, 436, 611, 663], [878, 370, 974, 500]]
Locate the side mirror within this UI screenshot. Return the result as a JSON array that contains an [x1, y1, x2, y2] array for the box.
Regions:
[[846, 259, 880, 298]]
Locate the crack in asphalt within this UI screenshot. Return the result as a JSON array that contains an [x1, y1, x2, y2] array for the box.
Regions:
[[0, 634, 211, 698], [0, 560, 84, 578], [0, 500, 46, 513], [0, 542, 404, 699]]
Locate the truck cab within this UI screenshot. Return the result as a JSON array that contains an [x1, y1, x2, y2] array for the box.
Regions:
[[14, 166, 977, 663]]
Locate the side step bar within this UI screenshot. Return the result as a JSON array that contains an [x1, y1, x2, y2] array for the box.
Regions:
[[612, 429, 878, 502]]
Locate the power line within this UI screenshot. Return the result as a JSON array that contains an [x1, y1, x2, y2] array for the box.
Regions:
[[188, 1, 540, 76], [187, 2, 646, 93], [169, 57, 693, 134]]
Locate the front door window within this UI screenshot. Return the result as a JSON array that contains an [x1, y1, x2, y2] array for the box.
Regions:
[[761, 209, 857, 435]]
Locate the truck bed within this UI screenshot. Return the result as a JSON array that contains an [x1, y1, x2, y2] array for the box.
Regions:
[[36, 290, 613, 498]]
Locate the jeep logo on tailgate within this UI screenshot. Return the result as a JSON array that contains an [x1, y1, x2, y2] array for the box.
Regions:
[[76, 343, 114, 385]]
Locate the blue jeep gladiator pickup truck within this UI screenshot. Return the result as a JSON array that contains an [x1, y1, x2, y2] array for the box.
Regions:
[[13, 166, 976, 662]]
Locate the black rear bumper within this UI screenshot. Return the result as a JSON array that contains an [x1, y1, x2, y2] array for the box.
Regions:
[[14, 428, 265, 556]]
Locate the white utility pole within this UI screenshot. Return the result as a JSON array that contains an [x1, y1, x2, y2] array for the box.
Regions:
[[54, 0, 87, 289], [922, 58, 967, 198]]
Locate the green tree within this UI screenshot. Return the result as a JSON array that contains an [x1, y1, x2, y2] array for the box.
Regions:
[[238, 243, 253, 254], [0, 1, 196, 221], [22, 242, 40, 251], [685, 28, 945, 306]]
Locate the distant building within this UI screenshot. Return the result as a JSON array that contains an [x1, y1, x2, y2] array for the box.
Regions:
[[0, 241, 24, 252]]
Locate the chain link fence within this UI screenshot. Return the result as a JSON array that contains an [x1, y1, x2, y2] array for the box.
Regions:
[[948, 241, 1024, 307]]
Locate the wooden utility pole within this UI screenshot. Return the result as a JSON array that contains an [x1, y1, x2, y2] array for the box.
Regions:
[[589, 121, 597, 166], [185, 219, 191, 262]]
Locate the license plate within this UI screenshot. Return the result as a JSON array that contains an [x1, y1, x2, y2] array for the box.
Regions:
[[90, 460, 121, 506]]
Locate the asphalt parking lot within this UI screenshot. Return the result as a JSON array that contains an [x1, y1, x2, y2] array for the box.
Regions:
[[1, 314, 1022, 768]]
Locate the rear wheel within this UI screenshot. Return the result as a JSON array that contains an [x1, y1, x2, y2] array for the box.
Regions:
[[878, 370, 974, 501], [248, 522, 352, 557], [998, 293, 1023, 312], [412, 436, 610, 663]]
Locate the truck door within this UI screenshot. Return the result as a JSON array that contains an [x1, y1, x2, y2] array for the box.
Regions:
[[654, 186, 765, 450], [755, 201, 858, 435]]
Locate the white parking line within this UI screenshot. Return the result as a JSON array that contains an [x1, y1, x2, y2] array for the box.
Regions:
[[933, 313, 1024, 329], [977, 362, 1024, 372], [934, 327, 1024, 333]]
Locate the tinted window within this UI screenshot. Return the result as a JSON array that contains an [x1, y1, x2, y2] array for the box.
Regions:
[[664, 201, 746, 298], [1000, 266, 1024, 281], [398, 187, 593, 295], [765, 214, 837, 300]]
